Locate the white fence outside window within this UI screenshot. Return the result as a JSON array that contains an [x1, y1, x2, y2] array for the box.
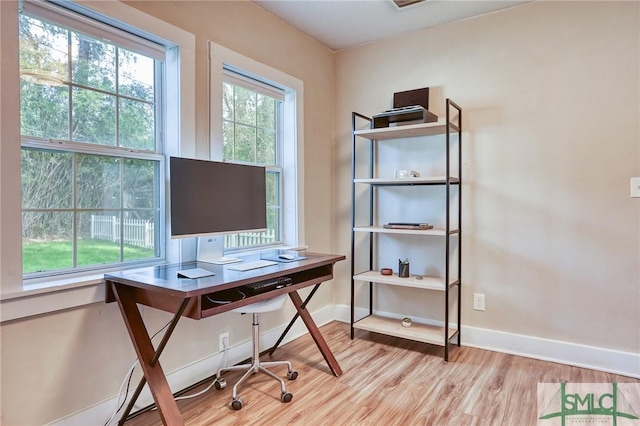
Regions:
[[224, 229, 277, 248], [90, 215, 276, 250], [90, 215, 155, 249]]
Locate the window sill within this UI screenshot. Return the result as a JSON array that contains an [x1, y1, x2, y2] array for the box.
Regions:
[[1, 277, 105, 323], [0, 264, 164, 323], [0, 247, 308, 322]]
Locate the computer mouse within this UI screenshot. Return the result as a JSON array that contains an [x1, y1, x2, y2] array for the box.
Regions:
[[279, 254, 295, 260]]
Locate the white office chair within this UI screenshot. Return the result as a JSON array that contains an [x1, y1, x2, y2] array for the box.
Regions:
[[213, 294, 298, 410]]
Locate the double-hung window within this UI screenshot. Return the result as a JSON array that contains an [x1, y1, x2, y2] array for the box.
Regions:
[[19, 2, 165, 278], [222, 70, 284, 251], [209, 42, 304, 257]]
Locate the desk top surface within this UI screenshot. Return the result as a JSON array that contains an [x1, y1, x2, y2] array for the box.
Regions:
[[105, 252, 345, 298]]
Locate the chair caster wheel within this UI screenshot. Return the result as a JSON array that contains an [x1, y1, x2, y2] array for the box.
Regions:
[[231, 398, 244, 410], [287, 370, 298, 380], [214, 378, 226, 390], [281, 391, 293, 403]]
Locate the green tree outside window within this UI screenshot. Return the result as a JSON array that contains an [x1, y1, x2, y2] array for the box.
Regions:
[[20, 10, 163, 275]]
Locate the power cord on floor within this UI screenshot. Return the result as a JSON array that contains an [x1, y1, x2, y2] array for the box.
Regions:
[[173, 335, 230, 402], [103, 319, 172, 426], [103, 359, 138, 426]]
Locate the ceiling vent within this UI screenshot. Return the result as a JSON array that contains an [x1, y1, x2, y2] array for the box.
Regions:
[[391, 0, 426, 9]]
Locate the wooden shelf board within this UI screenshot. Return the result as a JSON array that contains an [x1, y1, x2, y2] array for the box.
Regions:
[[354, 121, 460, 140], [353, 314, 457, 346], [353, 176, 460, 185], [353, 271, 445, 291], [353, 226, 459, 236]]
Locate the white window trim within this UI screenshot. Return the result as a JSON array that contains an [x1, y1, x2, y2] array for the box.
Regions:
[[0, 0, 195, 322], [208, 42, 305, 254], [223, 68, 285, 102]]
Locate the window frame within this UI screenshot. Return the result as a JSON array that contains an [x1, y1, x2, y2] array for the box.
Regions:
[[0, 0, 195, 321], [20, 145, 166, 279], [221, 71, 285, 251], [19, 1, 167, 279], [208, 42, 305, 255]]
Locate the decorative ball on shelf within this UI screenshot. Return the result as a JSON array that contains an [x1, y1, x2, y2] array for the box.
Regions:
[[402, 317, 412, 327]]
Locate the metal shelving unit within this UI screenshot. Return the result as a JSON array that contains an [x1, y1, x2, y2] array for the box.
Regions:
[[349, 99, 462, 361]]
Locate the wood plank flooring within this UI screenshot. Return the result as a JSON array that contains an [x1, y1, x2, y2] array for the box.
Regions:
[[125, 321, 639, 426]]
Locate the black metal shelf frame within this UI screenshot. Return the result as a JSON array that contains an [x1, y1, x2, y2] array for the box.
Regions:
[[349, 100, 462, 362]]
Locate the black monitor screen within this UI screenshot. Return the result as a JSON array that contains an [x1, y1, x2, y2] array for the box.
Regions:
[[169, 157, 267, 238]]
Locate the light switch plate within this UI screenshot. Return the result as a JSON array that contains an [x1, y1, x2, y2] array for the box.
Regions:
[[631, 177, 640, 198]]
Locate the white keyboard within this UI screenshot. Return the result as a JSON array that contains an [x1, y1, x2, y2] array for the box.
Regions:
[[213, 257, 242, 265], [228, 260, 277, 271]]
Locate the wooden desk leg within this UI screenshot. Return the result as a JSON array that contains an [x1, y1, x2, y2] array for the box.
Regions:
[[111, 283, 185, 426], [288, 291, 343, 377]]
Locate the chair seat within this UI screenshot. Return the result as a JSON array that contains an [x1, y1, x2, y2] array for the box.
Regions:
[[233, 293, 288, 314]]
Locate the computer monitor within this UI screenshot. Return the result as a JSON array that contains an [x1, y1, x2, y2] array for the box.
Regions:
[[169, 156, 267, 262]]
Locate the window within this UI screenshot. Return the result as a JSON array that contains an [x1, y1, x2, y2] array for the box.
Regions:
[[19, 2, 165, 277], [222, 71, 283, 251], [1, 0, 193, 319], [209, 43, 305, 254]]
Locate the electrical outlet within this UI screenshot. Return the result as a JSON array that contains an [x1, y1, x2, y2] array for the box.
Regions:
[[473, 293, 485, 311], [631, 177, 640, 198], [218, 331, 229, 352]]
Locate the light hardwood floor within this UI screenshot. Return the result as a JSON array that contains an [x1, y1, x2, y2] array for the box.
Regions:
[[125, 321, 639, 425]]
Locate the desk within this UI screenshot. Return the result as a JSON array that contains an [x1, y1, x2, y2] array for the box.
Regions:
[[105, 252, 345, 425]]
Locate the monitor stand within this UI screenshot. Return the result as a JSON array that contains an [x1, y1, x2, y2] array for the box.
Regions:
[[197, 236, 223, 263], [197, 236, 241, 264]]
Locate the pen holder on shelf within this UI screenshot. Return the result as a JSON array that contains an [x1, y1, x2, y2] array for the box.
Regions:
[[398, 259, 410, 278]]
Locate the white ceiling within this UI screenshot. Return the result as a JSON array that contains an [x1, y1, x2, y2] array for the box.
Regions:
[[253, 0, 533, 51]]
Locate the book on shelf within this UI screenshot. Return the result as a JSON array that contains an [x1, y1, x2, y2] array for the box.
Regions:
[[383, 222, 433, 230]]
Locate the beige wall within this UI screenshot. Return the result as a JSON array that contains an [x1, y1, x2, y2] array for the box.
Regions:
[[334, 1, 639, 352], [121, 0, 336, 255], [0, 1, 335, 425], [2, 0, 639, 424]]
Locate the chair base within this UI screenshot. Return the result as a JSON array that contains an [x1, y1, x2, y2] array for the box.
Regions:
[[213, 312, 297, 409]]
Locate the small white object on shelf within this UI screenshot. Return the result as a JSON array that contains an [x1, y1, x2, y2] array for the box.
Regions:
[[394, 170, 421, 178], [402, 317, 412, 327]]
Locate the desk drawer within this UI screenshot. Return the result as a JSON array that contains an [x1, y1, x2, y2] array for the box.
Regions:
[[199, 264, 334, 318]]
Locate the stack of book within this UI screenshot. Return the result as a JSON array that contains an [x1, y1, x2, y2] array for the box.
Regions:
[[383, 222, 433, 230]]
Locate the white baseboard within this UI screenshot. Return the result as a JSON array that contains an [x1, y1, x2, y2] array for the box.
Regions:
[[334, 304, 640, 379], [461, 325, 640, 379], [49, 304, 336, 426], [51, 302, 639, 425]]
